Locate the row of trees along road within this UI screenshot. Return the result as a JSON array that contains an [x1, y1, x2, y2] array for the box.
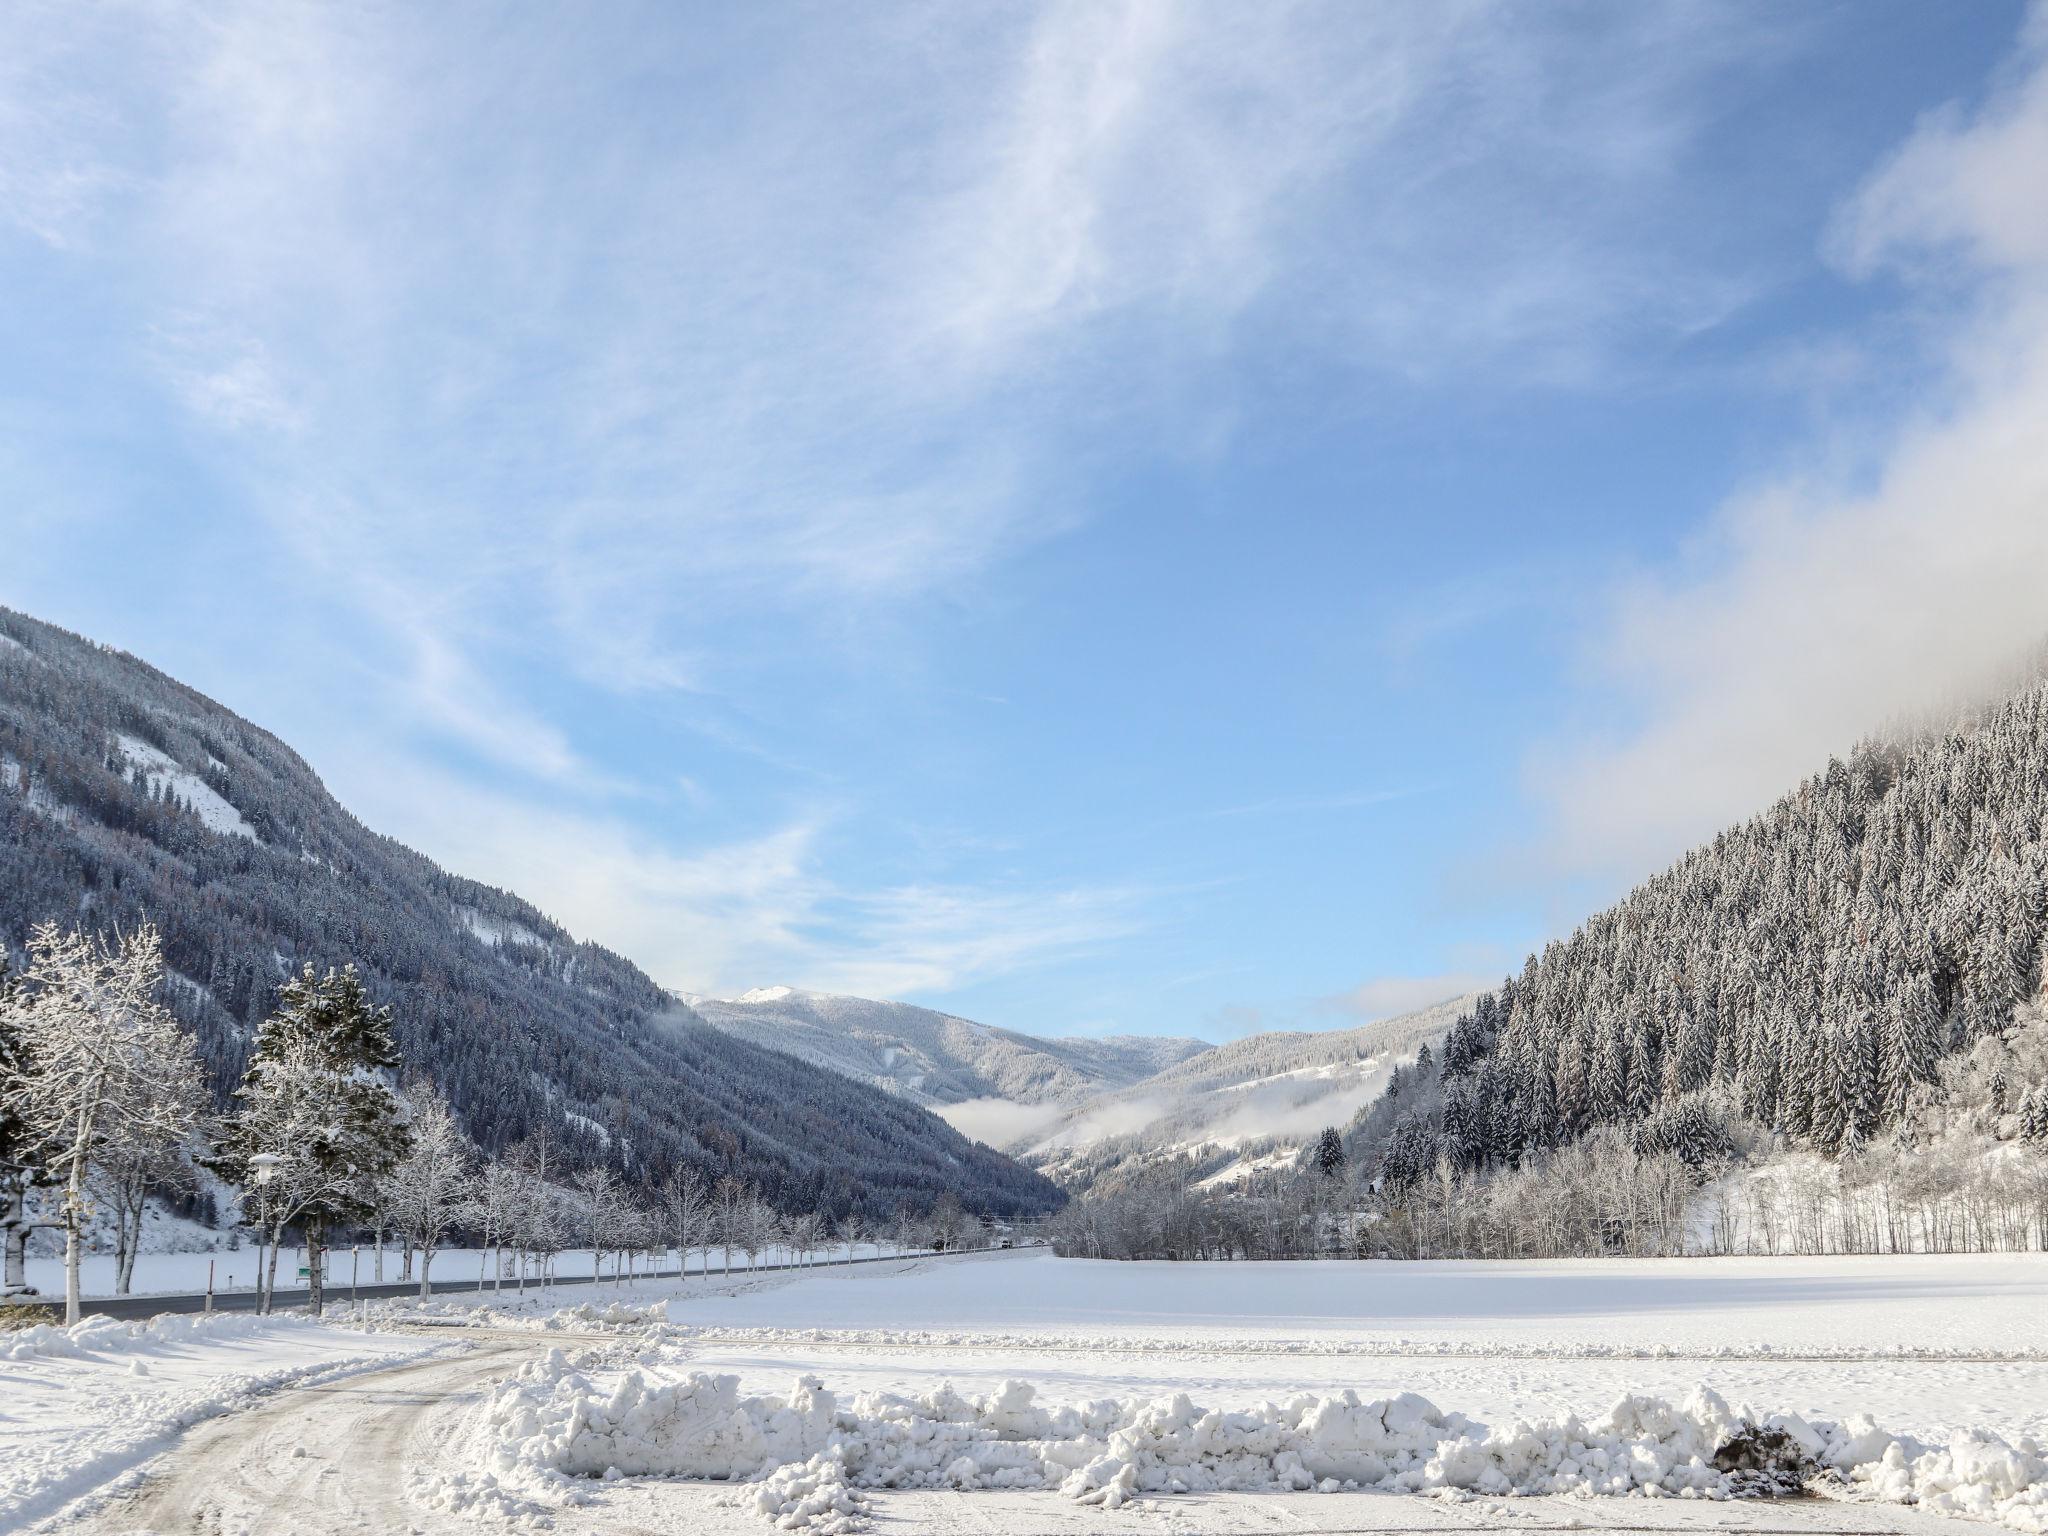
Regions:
[[3, 919, 996, 1323], [0, 922, 426, 1321]]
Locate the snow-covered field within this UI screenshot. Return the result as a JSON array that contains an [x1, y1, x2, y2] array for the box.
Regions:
[[32, 1248, 2048, 1534], [660, 1250, 2048, 1447]]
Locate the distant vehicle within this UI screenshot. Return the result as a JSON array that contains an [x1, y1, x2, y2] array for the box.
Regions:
[[998, 1237, 1013, 1248]]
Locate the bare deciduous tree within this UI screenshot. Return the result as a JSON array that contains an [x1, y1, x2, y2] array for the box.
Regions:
[[1, 923, 206, 1322]]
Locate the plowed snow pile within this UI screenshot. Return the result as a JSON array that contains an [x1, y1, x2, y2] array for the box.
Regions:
[[466, 1350, 2048, 1532]]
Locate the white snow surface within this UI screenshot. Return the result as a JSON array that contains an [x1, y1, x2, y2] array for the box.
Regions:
[[0, 1310, 438, 1529], [669, 1248, 2048, 1360], [470, 1355, 2048, 1528], [424, 1249, 2048, 1533], [16, 1250, 2048, 1534], [114, 733, 255, 840]]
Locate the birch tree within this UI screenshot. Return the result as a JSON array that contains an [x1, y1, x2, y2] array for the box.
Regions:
[[475, 1161, 523, 1291], [386, 1088, 474, 1299], [0, 923, 205, 1322], [0, 953, 55, 1298], [657, 1165, 708, 1279], [573, 1163, 618, 1286], [714, 1175, 749, 1275], [93, 1067, 208, 1295]]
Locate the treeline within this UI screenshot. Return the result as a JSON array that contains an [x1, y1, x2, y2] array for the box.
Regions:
[[1051, 972, 2048, 1261], [0, 607, 1062, 1222], [1, 926, 1008, 1316]]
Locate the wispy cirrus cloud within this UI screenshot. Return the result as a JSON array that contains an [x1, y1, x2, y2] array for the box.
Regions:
[[5, 0, 1815, 726], [1, 0, 1863, 1010], [349, 754, 1148, 1001]]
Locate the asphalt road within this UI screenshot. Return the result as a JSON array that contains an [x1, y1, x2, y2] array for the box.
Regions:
[[11, 1245, 1001, 1319]]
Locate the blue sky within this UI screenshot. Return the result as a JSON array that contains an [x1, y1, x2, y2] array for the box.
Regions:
[[7, 2, 2048, 1040]]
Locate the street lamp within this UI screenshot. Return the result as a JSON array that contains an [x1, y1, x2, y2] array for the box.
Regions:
[[249, 1153, 283, 1314]]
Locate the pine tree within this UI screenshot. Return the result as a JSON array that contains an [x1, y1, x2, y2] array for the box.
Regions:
[[1314, 1126, 1345, 1179], [212, 964, 408, 1313]]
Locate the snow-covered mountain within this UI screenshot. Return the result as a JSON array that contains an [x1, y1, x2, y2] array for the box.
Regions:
[[0, 606, 1062, 1219], [1020, 994, 1475, 1193], [679, 985, 1207, 1145]]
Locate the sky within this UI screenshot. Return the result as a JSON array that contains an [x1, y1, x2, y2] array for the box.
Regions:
[[5, 1, 2048, 1042]]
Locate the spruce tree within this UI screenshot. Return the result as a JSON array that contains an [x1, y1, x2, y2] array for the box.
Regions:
[[1314, 1126, 1345, 1179], [213, 964, 408, 1313]]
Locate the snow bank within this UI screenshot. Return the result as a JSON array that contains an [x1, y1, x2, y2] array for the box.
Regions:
[[0, 1307, 332, 1363], [466, 1357, 2048, 1532]]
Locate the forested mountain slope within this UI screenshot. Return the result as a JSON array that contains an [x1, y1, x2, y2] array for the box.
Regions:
[[1363, 676, 2048, 1190], [681, 985, 1206, 1113], [1026, 994, 1470, 1193], [0, 608, 1061, 1220]]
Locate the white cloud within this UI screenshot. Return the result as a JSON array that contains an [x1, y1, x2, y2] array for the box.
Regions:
[[8, 0, 1820, 712], [935, 1096, 1069, 1149], [1537, 11, 2048, 878], [343, 753, 1145, 1001]]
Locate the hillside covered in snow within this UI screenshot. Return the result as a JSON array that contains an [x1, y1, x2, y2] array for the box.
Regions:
[[0, 607, 1061, 1220], [1019, 995, 1472, 1192], [681, 985, 1205, 1141], [1356, 674, 2048, 1199]]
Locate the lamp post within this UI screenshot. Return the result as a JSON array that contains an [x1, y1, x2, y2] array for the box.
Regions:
[[249, 1152, 283, 1314]]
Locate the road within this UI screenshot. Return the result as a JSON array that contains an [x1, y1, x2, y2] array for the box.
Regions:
[[11, 1245, 975, 1319], [71, 1329, 1978, 1536]]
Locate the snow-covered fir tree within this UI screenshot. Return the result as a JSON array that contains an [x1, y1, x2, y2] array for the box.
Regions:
[[211, 963, 409, 1313]]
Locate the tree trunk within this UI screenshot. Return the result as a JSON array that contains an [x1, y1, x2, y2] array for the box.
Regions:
[[306, 1220, 325, 1316], [114, 1166, 149, 1296], [64, 1098, 94, 1324], [265, 1221, 285, 1313], [418, 1244, 434, 1300], [2, 1176, 37, 1296]]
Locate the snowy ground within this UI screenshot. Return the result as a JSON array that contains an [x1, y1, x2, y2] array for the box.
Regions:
[[662, 1250, 2048, 1446], [0, 1310, 444, 1531], [44, 1249, 2048, 1534]]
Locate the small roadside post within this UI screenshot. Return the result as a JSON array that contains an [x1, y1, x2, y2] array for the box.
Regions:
[[205, 1259, 215, 1314]]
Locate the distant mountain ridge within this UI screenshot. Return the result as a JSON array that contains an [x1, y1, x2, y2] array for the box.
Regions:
[[680, 982, 1474, 1194], [1021, 994, 1474, 1193], [679, 985, 1207, 1121], [0, 607, 1061, 1220]]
